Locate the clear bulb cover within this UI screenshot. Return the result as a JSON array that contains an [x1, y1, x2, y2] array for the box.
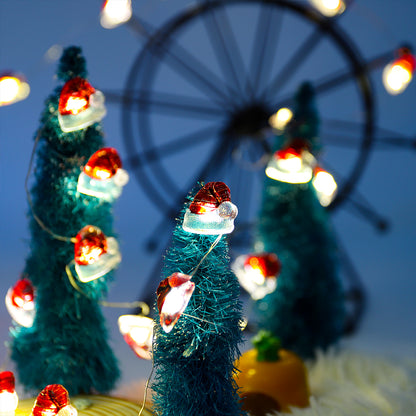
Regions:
[[75, 237, 121, 282], [58, 90, 106, 132]]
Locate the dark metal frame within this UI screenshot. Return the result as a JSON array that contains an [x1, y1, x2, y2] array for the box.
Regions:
[[103, 0, 413, 333]]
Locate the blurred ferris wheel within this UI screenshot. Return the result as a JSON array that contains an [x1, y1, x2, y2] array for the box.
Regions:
[[100, 0, 415, 331]]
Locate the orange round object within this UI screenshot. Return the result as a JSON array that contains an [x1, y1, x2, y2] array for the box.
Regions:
[[235, 348, 310, 413]]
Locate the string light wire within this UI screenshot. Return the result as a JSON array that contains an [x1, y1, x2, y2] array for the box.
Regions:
[[25, 116, 76, 243]]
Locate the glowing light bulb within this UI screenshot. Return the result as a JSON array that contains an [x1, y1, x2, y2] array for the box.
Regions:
[[312, 167, 337, 206], [58, 77, 106, 132], [269, 107, 293, 131], [77, 148, 129, 201], [277, 148, 303, 171], [74, 226, 107, 266], [65, 97, 88, 115], [265, 146, 315, 184], [0, 73, 30, 106], [233, 253, 281, 300], [183, 182, 238, 235], [5, 277, 36, 328], [0, 371, 18, 416], [383, 48, 415, 95], [74, 225, 121, 283], [100, 0, 132, 29], [309, 0, 346, 16], [157, 273, 195, 333], [31, 385, 77, 416], [118, 315, 154, 360]]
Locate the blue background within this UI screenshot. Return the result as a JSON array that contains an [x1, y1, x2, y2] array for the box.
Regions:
[[0, 0, 415, 391]]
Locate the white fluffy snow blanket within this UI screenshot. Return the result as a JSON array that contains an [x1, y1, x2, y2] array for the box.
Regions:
[[279, 349, 416, 416]]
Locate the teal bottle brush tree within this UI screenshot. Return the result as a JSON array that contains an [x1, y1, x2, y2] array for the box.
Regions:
[[8, 46, 129, 394], [151, 182, 246, 416], [254, 82, 346, 359]]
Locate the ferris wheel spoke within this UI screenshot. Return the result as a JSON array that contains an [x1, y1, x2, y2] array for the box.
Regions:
[[213, 2, 254, 98], [145, 204, 181, 252], [300, 50, 394, 99], [344, 195, 390, 232], [320, 134, 364, 148], [201, 3, 249, 101], [152, 31, 238, 110], [192, 137, 233, 184], [333, 231, 367, 335], [326, 118, 415, 141], [323, 135, 416, 149], [126, 156, 172, 215], [371, 137, 416, 150], [260, 28, 324, 102], [232, 158, 259, 248], [321, 159, 389, 231], [320, 119, 416, 150], [106, 90, 225, 119], [127, 125, 220, 167], [126, 14, 155, 40], [234, 161, 253, 213], [249, 4, 283, 97], [270, 64, 368, 109]]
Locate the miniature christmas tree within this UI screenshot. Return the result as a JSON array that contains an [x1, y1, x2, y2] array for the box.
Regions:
[[255, 83, 345, 358], [10, 46, 120, 394], [151, 182, 245, 416]]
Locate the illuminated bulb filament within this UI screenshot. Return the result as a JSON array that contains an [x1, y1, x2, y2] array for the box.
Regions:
[[309, 0, 346, 16], [118, 315, 153, 360], [269, 107, 293, 130], [0, 74, 30, 106], [278, 153, 302, 173], [65, 97, 88, 115], [80, 246, 104, 265], [0, 78, 19, 103], [383, 63, 413, 94], [101, 0, 132, 29], [266, 148, 315, 184], [313, 168, 337, 206]]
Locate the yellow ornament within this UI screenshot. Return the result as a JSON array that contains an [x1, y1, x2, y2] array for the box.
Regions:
[[234, 331, 310, 414]]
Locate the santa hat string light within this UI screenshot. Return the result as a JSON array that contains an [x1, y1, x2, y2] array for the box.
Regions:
[[265, 140, 316, 184], [31, 385, 77, 416], [25, 128, 121, 285], [0, 371, 18, 416], [156, 182, 238, 334], [0, 72, 30, 107], [383, 46, 415, 95], [73, 225, 121, 283], [182, 182, 238, 235], [312, 166, 338, 207], [5, 277, 36, 328], [269, 107, 293, 131], [232, 253, 281, 300], [100, 0, 132, 29], [308, 0, 346, 17], [58, 77, 106, 132], [77, 147, 129, 201], [157, 273, 195, 334], [118, 314, 154, 360]]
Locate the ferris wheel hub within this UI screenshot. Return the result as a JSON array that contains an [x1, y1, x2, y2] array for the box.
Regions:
[[223, 104, 271, 140]]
